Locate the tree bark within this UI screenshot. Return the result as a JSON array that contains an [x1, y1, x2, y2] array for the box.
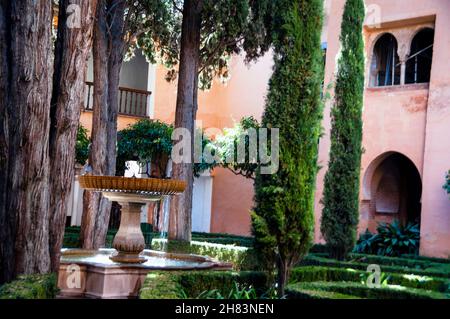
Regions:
[[48, 0, 97, 272], [0, 1, 53, 281], [80, 0, 126, 249], [168, 0, 203, 242]]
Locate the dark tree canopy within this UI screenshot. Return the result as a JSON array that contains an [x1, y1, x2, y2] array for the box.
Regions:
[[135, 0, 275, 89]]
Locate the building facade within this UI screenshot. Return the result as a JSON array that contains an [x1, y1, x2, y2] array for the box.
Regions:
[[72, 0, 450, 258]]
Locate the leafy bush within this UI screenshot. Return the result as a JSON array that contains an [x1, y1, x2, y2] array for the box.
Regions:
[[290, 266, 449, 293], [354, 221, 420, 257], [140, 271, 269, 299], [301, 255, 450, 279], [286, 281, 447, 299], [116, 119, 174, 177], [75, 125, 90, 165], [116, 119, 217, 177], [151, 239, 258, 270], [214, 116, 261, 179], [0, 274, 57, 299], [195, 282, 258, 299]]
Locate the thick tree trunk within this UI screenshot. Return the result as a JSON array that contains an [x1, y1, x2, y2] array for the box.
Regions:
[[0, 0, 12, 284], [49, 0, 97, 272], [0, 1, 53, 281], [80, 0, 126, 249], [168, 0, 203, 242]]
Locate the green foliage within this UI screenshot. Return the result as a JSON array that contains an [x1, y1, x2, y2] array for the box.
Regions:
[[354, 222, 420, 257], [252, 0, 324, 294], [139, 271, 269, 299], [444, 170, 450, 196], [320, 0, 365, 260], [0, 274, 57, 299], [290, 266, 449, 293], [151, 239, 258, 270], [196, 282, 258, 299], [116, 119, 216, 177], [75, 125, 90, 165], [137, 0, 274, 90], [214, 116, 261, 179], [286, 281, 447, 299], [301, 254, 450, 279], [117, 119, 174, 177]]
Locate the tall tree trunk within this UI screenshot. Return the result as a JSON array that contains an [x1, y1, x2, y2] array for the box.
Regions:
[[80, 0, 126, 249], [168, 0, 202, 242], [48, 0, 97, 272], [0, 0, 53, 281], [0, 0, 12, 284]]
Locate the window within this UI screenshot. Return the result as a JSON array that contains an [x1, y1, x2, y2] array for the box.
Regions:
[[405, 28, 434, 84], [370, 33, 401, 87]]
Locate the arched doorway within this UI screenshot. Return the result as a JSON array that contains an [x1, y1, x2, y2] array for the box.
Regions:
[[363, 152, 422, 232]]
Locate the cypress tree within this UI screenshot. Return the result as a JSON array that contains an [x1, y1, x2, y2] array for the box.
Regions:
[[320, 0, 365, 260], [252, 0, 324, 296]]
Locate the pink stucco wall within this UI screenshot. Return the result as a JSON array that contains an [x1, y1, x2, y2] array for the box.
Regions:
[[315, 0, 450, 257]]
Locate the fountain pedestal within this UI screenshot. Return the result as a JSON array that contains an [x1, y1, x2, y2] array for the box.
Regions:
[[110, 202, 147, 263]]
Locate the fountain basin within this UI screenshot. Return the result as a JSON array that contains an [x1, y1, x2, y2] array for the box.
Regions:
[[58, 249, 232, 299], [78, 175, 186, 263]]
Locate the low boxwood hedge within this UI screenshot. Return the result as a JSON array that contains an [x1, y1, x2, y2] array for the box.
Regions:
[[151, 239, 259, 270], [286, 281, 447, 299], [290, 266, 450, 293], [302, 255, 450, 279], [0, 274, 57, 299], [139, 271, 268, 299]]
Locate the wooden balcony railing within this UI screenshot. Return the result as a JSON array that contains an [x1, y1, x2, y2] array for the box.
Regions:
[[84, 81, 151, 118]]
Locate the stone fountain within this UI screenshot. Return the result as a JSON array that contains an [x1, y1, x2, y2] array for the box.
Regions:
[[57, 175, 231, 299]]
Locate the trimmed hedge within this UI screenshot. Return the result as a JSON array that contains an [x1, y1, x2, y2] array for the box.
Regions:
[[0, 274, 57, 299], [285, 287, 361, 299], [151, 239, 259, 270], [290, 266, 450, 293], [302, 255, 450, 279], [286, 281, 447, 299], [140, 271, 268, 299]]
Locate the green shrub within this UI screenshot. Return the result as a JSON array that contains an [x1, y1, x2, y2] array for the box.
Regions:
[[0, 274, 57, 299], [320, 0, 365, 261], [252, 0, 324, 295], [290, 266, 450, 293], [75, 125, 90, 165], [286, 281, 447, 299], [285, 287, 361, 299], [354, 221, 420, 257], [151, 239, 258, 270], [139, 271, 268, 299], [301, 255, 450, 279]]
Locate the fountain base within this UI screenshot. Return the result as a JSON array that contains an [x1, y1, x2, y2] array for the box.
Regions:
[[58, 249, 232, 299]]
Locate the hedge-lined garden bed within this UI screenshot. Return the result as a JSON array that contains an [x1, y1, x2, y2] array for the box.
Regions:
[[151, 239, 259, 270], [0, 274, 57, 299], [286, 281, 447, 299], [140, 271, 269, 299], [301, 255, 450, 279]]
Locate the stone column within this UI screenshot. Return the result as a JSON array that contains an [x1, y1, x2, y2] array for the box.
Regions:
[[110, 202, 147, 263]]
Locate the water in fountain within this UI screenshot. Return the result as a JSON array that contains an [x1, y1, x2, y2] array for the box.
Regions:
[[159, 195, 170, 239]]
